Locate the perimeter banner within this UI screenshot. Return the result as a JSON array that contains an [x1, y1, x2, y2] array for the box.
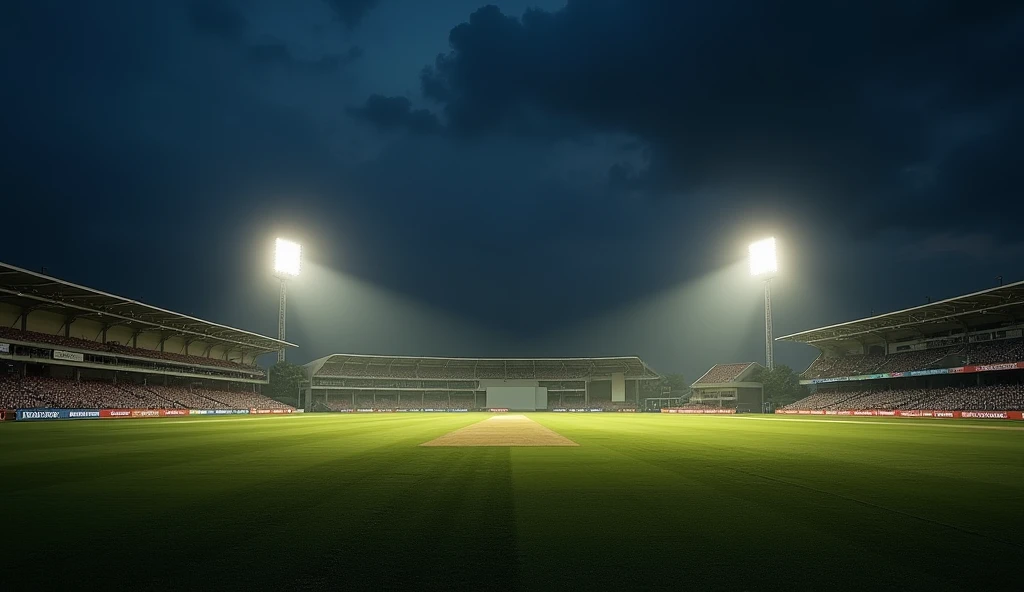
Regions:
[[101, 409, 195, 418], [16, 408, 255, 421], [17, 409, 101, 421], [661, 408, 737, 414], [776, 409, 1024, 420], [100, 409, 132, 418], [249, 409, 296, 415]]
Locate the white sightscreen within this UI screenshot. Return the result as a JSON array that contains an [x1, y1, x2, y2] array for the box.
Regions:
[[486, 386, 546, 411]]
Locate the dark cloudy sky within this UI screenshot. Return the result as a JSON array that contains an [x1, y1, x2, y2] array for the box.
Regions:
[[2, 1, 1022, 380]]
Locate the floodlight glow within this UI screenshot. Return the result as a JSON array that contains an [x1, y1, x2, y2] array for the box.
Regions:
[[749, 237, 777, 277], [274, 238, 301, 277]]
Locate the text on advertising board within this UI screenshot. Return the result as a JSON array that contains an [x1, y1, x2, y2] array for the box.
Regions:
[[53, 350, 85, 362]]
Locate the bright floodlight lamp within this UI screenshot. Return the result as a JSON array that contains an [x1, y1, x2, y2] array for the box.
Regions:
[[274, 238, 301, 363], [274, 238, 301, 277], [749, 237, 777, 373], [748, 237, 777, 277]]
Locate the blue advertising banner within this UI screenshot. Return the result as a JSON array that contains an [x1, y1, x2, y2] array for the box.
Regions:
[[16, 408, 101, 421]]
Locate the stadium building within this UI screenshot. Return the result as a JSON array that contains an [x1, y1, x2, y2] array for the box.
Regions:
[[688, 362, 765, 412], [778, 280, 1024, 415], [303, 354, 660, 411], [0, 262, 295, 414]]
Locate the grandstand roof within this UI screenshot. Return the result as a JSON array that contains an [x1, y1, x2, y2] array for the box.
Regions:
[[691, 362, 762, 387], [306, 354, 660, 379], [0, 262, 295, 353], [777, 279, 1024, 347]]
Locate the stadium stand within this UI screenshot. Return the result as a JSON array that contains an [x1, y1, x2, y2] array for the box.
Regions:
[[782, 280, 1024, 381], [689, 363, 764, 412], [0, 263, 294, 379], [306, 354, 659, 411], [0, 262, 294, 415], [778, 280, 1024, 414]]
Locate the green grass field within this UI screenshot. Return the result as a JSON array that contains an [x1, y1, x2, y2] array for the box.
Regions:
[[2, 413, 1022, 591]]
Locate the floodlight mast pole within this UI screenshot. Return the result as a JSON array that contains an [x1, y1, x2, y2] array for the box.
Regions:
[[277, 276, 287, 363], [764, 277, 774, 371]]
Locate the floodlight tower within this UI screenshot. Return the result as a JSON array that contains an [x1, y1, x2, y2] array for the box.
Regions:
[[749, 237, 778, 371], [273, 238, 301, 362]]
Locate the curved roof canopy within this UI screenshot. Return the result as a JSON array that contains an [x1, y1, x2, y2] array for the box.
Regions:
[[307, 354, 659, 379], [0, 262, 294, 354], [777, 280, 1024, 348]]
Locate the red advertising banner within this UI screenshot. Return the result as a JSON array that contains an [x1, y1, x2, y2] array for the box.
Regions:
[[661, 408, 737, 414], [777, 409, 1024, 420], [101, 408, 187, 418], [100, 409, 133, 418]]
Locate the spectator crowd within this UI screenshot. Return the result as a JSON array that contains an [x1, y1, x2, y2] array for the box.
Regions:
[[803, 337, 1024, 380], [783, 383, 1024, 411], [0, 375, 291, 411]]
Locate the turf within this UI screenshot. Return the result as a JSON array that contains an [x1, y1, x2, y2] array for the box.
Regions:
[[1, 413, 1022, 591]]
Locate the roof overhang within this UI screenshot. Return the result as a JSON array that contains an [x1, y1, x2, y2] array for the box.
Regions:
[[776, 280, 1024, 348], [0, 262, 295, 354], [306, 354, 660, 379]]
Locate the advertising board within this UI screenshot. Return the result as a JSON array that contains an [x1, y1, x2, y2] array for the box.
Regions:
[[777, 409, 1023, 420], [53, 350, 85, 362]]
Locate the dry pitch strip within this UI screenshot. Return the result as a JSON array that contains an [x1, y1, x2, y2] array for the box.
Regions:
[[419, 414, 579, 447]]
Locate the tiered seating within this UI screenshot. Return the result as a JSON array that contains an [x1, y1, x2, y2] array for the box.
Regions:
[[970, 339, 1024, 365], [193, 388, 293, 410], [413, 365, 446, 379], [548, 399, 634, 411], [325, 399, 352, 411], [803, 338, 1024, 379], [874, 347, 966, 373], [694, 363, 753, 384], [0, 376, 290, 410], [0, 327, 262, 375], [0, 376, 48, 409], [803, 354, 886, 379], [147, 385, 220, 408], [784, 383, 1024, 411]]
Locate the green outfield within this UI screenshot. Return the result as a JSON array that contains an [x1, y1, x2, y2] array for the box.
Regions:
[[2, 413, 1022, 591]]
